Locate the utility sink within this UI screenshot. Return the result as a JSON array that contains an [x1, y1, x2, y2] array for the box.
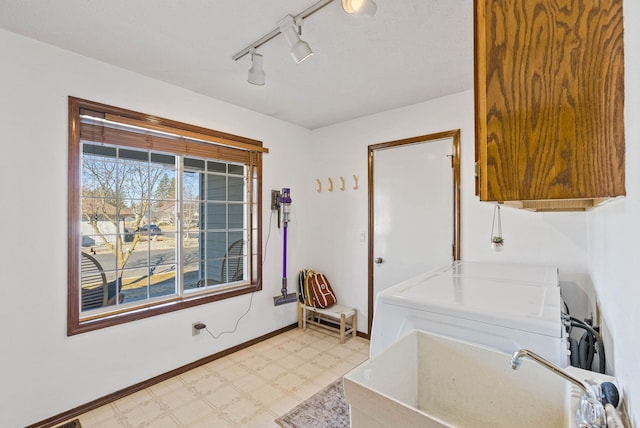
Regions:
[[344, 330, 607, 427]]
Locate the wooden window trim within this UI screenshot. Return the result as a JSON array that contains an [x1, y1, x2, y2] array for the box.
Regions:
[[68, 97, 264, 336]]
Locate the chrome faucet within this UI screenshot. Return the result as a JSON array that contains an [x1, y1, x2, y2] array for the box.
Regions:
[[511, 349, 610, 427], [510, 349, 594, 399]]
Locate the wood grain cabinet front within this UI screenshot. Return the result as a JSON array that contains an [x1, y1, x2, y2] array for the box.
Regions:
[[474, 0, 625, 211]]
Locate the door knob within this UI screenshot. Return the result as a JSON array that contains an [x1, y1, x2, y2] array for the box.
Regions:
[[374, 257, 383, 264]]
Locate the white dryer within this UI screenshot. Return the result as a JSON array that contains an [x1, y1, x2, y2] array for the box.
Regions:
[[370, 261, 569, 367]]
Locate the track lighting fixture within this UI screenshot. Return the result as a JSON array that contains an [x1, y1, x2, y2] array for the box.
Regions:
[[247, 49, 265, 85], [341, 0, 377, 15], [278, 15, 314, 64], [232, 0, 377, 85]]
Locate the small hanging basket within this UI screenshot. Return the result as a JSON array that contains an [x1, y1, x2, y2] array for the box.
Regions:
[[491, 205, 504, 249]]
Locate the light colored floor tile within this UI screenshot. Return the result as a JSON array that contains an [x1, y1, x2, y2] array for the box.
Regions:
[[172, 398, 217, 426], [311, 369, 345, 388], [77, 327, 370, 427], [265, 391, 306, 419], [245, 383, 286, 408], [189, 413, 235, 428]]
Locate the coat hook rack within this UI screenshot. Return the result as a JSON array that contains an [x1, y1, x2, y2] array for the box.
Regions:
[[353, 175, 360, 190], [316, 178, 322, 193], [340, 176, 346, 191], [327, 177, 334, 192]]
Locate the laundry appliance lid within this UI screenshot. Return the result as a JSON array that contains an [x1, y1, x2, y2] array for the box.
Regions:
[[379, 270, 563, 338], [436, 261, 559, 287]]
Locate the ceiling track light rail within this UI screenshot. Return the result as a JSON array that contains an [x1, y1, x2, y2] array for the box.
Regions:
[[232, 0, 376, 85], [231, 0, 334, 62]]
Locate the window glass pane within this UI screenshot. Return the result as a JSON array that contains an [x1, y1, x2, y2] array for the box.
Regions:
[[228, 164, 244, 175], [80, 251, 115, 312], [150, 170, 177, 201], [196, 231, 224, 286], [149, 166, 174, 200], [207, 161, 226, 173], [83, 144, 117, 158], [183, 170, 202, 233], [119, 267, 150, 303], [206, 203, 227, 229], [119, 148, 148, 162], [229, 232, 244, 247], [183, 237, 201, 291], [119, 159, 148, 206], [79, 234, 118, 272], [223, 238, 245, 283], [151, 152, 175, 166], [183, 200, 200, 231], [184, 157, 205, 171], [228, 204, 244, 229], [80, 248, 120, 312], [207, 174, 226, 201], [149, 232, 177, 265], [183, 170, 201, 196], [205, 258, 224, 284], [148, 262, 178, 299], [206, 231, 227, 260], [184, 275, 203, 291], [82, 157, 118, 200], [228, 176, 244, 201]]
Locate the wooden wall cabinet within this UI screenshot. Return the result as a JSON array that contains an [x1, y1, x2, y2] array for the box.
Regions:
[[474, 0, 625, 211]]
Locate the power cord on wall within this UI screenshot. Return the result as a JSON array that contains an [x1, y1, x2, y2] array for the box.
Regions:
[[203, 209, 275, 340]]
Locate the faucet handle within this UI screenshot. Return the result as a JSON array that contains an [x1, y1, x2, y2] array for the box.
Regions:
[[576, 395, 606, 428]]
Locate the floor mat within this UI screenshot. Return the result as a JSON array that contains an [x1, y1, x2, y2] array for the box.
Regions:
[[275, 378, 349, 428]]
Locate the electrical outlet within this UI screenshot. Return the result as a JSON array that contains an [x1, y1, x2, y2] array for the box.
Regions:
[[192, 322, 205, 336]]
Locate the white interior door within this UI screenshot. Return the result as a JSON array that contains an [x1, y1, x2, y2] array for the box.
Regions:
[[368, 131, 460, 334]]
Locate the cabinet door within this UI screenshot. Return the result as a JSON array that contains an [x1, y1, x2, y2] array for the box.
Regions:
[[475, 0, 625, 205]]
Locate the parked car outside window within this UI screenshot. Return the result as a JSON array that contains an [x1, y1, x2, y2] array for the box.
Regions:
[[138, 224, 161, 234]]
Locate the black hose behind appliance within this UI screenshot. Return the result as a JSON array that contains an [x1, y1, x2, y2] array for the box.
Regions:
[[566, 315, 606, 374]]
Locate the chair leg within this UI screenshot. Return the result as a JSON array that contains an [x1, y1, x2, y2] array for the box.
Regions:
[[302, 306, 307, 330], [352, 311, 357, 338]]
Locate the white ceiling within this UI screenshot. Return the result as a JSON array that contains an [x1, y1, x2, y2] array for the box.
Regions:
[[0, 0, 474, 129]]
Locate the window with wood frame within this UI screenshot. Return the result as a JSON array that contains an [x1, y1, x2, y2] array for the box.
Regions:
[[68, 97, 267, 335]]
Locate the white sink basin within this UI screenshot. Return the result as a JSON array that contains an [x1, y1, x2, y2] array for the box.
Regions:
[[344, 330, 606, 427]]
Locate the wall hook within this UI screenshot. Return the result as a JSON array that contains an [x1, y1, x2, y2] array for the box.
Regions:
[[327, 177, 334, 192], [353, 175, 360, 190], [340, 176, 346, 191], [316, 179, 322, 193]]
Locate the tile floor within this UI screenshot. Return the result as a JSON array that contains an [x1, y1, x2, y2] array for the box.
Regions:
[[74, 327, 370, 427]]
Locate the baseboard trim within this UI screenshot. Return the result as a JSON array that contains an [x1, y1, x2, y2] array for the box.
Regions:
[[26, 323, 298, 428]]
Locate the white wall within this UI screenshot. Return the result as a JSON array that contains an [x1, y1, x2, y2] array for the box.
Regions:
[[309, 90, 589, 333], [586, 0, 640, 424], [0, 29, 313, 428]]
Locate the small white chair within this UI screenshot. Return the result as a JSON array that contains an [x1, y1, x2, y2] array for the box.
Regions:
[[299, 302, 357, 344]]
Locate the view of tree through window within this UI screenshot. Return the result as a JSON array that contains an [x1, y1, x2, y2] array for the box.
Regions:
[[68, 97, 264, 335]]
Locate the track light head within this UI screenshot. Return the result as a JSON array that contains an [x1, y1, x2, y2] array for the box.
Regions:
[[247, 49, 265, 85], [278, 15, 314, 64], [341, 0, 377, 16]]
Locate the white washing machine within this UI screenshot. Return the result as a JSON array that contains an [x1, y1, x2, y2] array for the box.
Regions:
[[370, 261, 569, 367]]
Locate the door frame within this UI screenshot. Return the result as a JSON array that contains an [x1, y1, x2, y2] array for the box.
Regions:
[[367, 129, 461, 336]]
